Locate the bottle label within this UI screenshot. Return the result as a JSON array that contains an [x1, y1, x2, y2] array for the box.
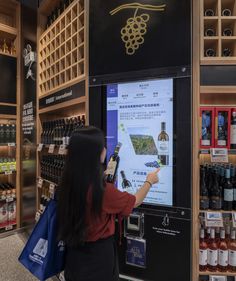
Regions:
[[219, 249, 228, 266], [208, 249, 218, 266], [210, 197, 222, 209], [200, 197, 209, 210], [231, 125, 236, 145], [106, 160, 117, 176], [199, 249, 207, 266], [234, 188, 236, 201], [224, 189, 234, 202], [201, 139, 210, 146], [218, 140, 226, 146], [158, 141, 169, 155], [229, 250, 236, 266]]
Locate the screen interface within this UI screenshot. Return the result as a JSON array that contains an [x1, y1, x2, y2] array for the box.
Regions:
[[106, 79, 173, 206]]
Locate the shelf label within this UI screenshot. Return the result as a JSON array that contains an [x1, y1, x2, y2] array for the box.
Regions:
[[5, 171, 12, 175], [209, 276, 227, 281], [37, 143, 44, 152], [1, 166, 7, 172], [59, 145, 67, 155], [5, 224, 13, 231], [8, 143, 16, 147], [48, 144, 55, 154], [205, 212, 223, 227], [49, 183, 56, 199], [210, 148, 228, 163], [35, 211, 41, 222], [37, 178, 44, 188], [9, 165, 16, 171]]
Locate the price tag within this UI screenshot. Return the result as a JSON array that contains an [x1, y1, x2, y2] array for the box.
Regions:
[[49, 183, 55, 199], [6, 197, 14, 203], [210, 148, 228, 163], [209, 276, 227, 281], [1, 165, 7, 172], [205, 212, 223, 227], [9, 165, 16, 171], [37, 143, 44, 152], [59, 145, 67, 155], [5, 224, 13, 231], [232, 212, 236, 228], [5, 171, 12, 175], [48, 144, 55, 154], [8, 143, 15, 147], [35, 211, 41, 222], [37, 178, 44, 188]]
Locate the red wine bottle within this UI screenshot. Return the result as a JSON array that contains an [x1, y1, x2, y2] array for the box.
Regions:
[[106, 143, 122, 183]]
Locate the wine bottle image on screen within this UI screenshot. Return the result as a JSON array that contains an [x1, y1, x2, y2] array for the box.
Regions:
[[158, 122, 169, 166], [120, 170, 132, 189], [106, 143, 122, 183]]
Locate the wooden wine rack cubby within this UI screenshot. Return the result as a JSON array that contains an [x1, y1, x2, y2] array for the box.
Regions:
[[38, 0, 85, 97], [201, 0, 236, 64]]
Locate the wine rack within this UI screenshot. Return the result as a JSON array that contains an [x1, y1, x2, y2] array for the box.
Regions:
[[38, 0, 86, 97], [201, 0, 236, 64]]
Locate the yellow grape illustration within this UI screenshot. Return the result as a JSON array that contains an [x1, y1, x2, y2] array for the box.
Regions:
[[110, 3, 166, 55]]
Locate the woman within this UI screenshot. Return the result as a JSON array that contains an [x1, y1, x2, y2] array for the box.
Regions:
[[58, 126, 159, 281]]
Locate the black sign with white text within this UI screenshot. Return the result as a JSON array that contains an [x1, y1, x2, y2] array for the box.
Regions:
[[39, 81, 85, 109]]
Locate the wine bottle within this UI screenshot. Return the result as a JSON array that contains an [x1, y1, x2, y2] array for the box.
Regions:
[[200, 167, 209, 210], [207, 228, 218, 272], [223, 167, 233, 210], [217, 112, 227, 146], [205, 28, 215, 37], [205, 48, 216, 57], [231, 111, 236, 149], [106, 143, 122, 183], [229, 230, 236, 272], [218, 229, 229, 272], [121, 170, 132, 190], [222, 8, 232, 16], [222, 48, 232, 57], [205, 9, 215, 16], [199, 228, 208, 272], [210, 169, 222, 210], [223, 28, 233, 36], [158, 122, 169, 166]]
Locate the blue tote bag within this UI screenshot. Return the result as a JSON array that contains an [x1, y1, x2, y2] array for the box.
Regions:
[[19, 199, 65, 281]]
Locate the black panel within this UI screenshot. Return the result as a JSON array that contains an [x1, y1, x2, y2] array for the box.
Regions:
[[118, 214, 191, 281], [0, 55, 16, 104], [89, 0, 191, 79], [0, 105, 16, 115], [201, 65, 236, 86], [39, 81, 85, 109]]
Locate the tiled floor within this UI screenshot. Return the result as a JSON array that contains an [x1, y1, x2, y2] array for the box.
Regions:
[[0, 233, 43, 281]]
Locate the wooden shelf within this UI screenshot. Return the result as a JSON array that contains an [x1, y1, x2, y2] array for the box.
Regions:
[[199, 271, 236, 276], [200, 86, 236, 93], [0, 22, 17, 36], [0, 51, 16, 58], [200, 149, 236, 154], [38, 0, 86, 97], [201, 58, 236, 64], [199, 209, 236, 213]]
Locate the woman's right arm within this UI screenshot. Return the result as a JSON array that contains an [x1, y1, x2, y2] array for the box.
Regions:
[[134, 168, 160, 207]]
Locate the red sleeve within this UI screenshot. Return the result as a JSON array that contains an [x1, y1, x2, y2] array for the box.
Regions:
[[103, 183, 136, 216]]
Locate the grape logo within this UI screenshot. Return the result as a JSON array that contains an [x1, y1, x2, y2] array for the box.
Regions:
[[110, 3, 166, 55]]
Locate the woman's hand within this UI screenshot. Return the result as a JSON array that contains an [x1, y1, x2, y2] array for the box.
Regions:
[[146, 168, 160, 185]]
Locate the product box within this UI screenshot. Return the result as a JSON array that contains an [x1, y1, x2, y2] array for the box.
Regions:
[[200, 107, 215, 148], [215, 107, 231, 149]]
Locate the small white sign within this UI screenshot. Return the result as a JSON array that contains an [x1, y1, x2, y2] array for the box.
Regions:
[[209, 276, 227, 281], [5, 224, 13, 231], [8, 143, 16, 147], [205, 212, 223, 227], [6, 197, 14, 203], [37, 178, 44, 188], [210, 148, 228, 163], [5, 171, 12, 175], [48, 144, 55, 154], [37, 143, 44, 152]]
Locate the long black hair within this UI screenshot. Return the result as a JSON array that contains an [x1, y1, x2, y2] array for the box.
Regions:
[[57, 126, 105, 247]]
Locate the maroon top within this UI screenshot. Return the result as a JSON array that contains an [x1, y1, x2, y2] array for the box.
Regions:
[[86, 183, 136, 242]]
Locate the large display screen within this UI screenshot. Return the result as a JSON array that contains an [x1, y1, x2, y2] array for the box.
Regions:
[[106, 78, 174, 206]]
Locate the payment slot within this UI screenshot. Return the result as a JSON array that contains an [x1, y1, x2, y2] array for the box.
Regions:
[[124, 213, 146, 269]]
